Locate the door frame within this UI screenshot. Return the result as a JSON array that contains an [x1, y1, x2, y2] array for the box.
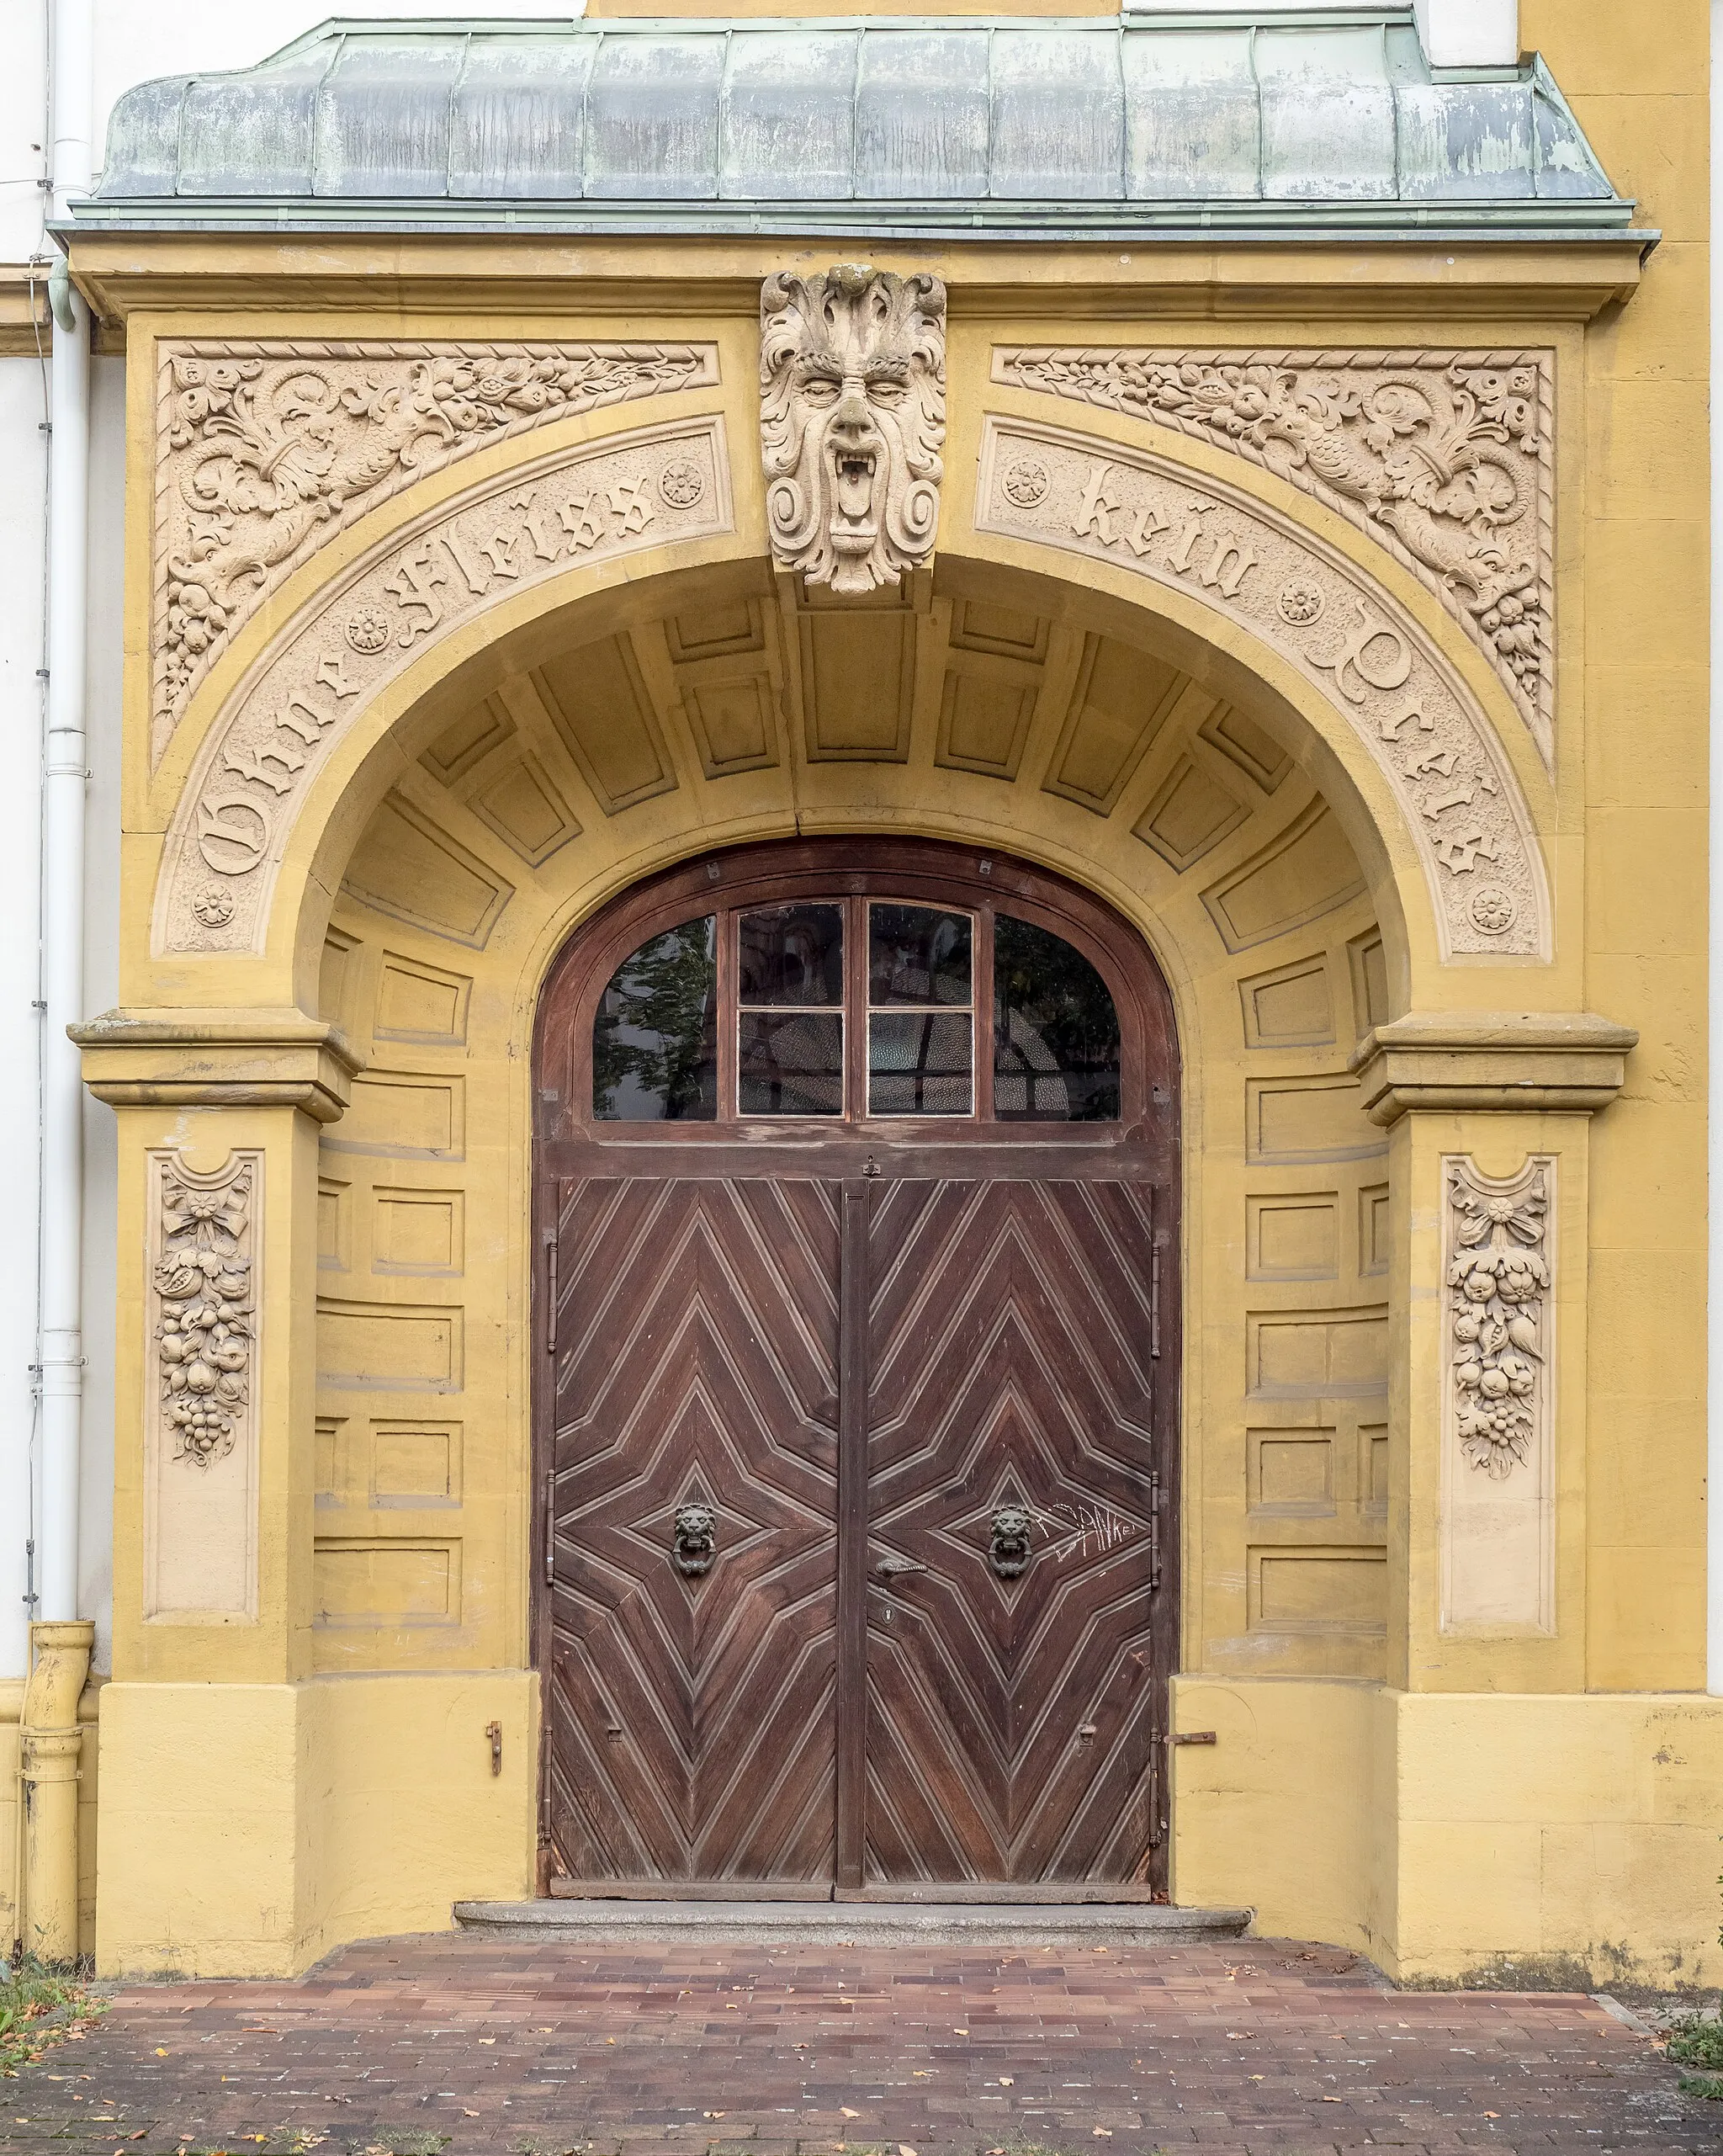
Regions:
[[530, 836, 1183, 1898]]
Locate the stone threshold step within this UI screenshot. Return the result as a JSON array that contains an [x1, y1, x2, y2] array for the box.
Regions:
[[453, 1898, 1253, 1943]]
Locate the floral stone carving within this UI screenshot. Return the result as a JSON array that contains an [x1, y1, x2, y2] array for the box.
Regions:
[[156, 415, 733, 956], [152, 1150, 258, 1470], [152, 339, 720, 760], [993, 348, 1553, 767], [976, 416, 1549, 960], [761, 265, 946, 594], [1445, 1157, 1551, 1481]]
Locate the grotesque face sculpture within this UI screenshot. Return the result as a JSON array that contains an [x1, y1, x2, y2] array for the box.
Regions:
[[760, 264, 947, 595], [672, 1502, 717, 1578]]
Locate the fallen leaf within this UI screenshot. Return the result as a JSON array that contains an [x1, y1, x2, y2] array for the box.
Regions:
[[1322, 2095, 1342, 2103], [1093, 2130, 1113, 2138], [899, 2145, 920, 2156], [1227, 2031, 1249, 2039], [1484, 2113, 1500, 2121], [841, 2106, 861, 2118], [912, 2068, 932, 2077], [607, 2037, 617, 2045], [997, 2075, 1014, 2087], [953, 2026, 968, 2035], [153, 2049, 168, 2058], [463, 2109, 480, 2118], [478, 2037, 496, 2045], [702, 2111, 726, 2120], [793, 2041, 809, 2050]]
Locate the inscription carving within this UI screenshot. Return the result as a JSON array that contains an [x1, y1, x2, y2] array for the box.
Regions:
[[993, 348, 1552, 767], [158, 417, 734, 953], [761, 264, 946, 593], [152, 1150, 258, 1471], [153, 340, 721, 759], [975, 416, 1548, 959], [1445, 1157, 1551, 1482]]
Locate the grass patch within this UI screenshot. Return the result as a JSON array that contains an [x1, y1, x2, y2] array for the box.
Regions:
[[1678, 2073, 1723, 2100], [0, 1958, 104, 2076], [1666, 2015, 1723, 2070]]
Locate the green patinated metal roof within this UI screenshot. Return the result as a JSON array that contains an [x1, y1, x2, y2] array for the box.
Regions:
[[69, 8, 1640, 242]]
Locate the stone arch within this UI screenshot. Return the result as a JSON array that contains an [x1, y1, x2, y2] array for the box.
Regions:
[[140, 396, 1556, 1022], [306, 556, 1401, 1696]]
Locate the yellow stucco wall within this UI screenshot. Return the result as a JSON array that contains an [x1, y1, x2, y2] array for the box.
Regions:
[[58, 0, 1721, 1987]]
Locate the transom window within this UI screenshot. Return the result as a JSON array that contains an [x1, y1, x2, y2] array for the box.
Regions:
[[592, 895, 1122, 1124]]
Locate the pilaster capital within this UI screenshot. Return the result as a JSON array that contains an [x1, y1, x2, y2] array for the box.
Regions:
[[73, 1006, 360, 1123], [1349, 1011, 1638, 1128]]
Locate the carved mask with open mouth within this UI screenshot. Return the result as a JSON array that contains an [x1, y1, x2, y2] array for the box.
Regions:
[[760, 264, 947, 595]]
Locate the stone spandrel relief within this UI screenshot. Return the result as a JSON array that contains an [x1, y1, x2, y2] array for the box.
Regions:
[[992, 349, 1553, 770], [157, 416, 734, 957], [975, 417, 1548, 961], [153, 339, 722, 762], [761, 264, 946, 594], [146, 1148, 262, 1622]]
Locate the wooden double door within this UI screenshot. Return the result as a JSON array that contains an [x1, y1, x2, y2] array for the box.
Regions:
[[533, 842, 1179, 1899]]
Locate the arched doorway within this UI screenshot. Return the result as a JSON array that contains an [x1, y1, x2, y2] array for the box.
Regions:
[[532, 836, 1181, 1899]]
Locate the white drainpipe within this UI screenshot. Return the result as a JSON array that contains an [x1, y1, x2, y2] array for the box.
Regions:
[[1710, 0, 1723, 1695], [39, 0, 92, 1626]]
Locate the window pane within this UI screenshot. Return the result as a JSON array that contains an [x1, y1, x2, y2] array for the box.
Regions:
[[869, 1012, 973, 1117], [869, 904, 972, 1006], [739, 904, 845, 1005], [739, 1012, 844, 1116], [993, 915, 1121, 1123], [592, 916, 718, 1121]]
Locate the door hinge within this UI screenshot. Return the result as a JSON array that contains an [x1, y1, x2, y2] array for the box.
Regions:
[[1148, 1469, 1162, 1591], [544, 1232, 559, 1358], [543, 1466, 556, 1587], [1149, 1239, 1161, 1358]]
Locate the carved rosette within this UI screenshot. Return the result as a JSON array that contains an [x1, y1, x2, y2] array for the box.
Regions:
[[992, 348, 1553, 768], [156, 415, 734, 955], [152, 339, 721, 760], [976, 416, 1548, 960], [151, 1150, 260, 1472], [1445, 1157, 1552, 1482], [761, 265, 946, 593]]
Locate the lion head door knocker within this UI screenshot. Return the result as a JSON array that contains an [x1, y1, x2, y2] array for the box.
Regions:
[[989, 1504, 1033, 1581], [671, 1503, 717, 1578], [759, 263, 947, 596]]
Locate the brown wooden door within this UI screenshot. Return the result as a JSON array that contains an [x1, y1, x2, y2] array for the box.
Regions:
[[858, 1180, 1164, 1888], [543, 1176, 842, 1888], [534, 840, 1181, 1900]]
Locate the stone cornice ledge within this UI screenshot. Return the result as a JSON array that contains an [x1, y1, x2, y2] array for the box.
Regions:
[[1349, 1012, 1638, 1127], [72, 1007, 360, 1123]]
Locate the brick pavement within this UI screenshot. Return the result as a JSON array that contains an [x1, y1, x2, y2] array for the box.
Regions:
[[0, 1933, 1710, 2156]]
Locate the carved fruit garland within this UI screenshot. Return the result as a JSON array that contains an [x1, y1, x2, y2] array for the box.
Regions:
[[154, 1157, 255, 1468], [1447, 1160, 1549, 1481], [153, 340, 718, 757]]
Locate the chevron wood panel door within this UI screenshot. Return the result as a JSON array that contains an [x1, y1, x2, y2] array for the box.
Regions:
[[533, 840, 1181, 1900], [543, 1176, 842, 1888], [861, 1179, 1164, 1887]]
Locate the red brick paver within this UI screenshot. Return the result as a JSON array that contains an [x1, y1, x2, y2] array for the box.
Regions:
[[1, 1934, 1709, 2156]]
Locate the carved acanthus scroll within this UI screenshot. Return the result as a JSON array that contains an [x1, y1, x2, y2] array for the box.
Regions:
[[761, 265, 946, 593], [152, 1150, 258, 1471], [975, 416, 1549, 960], [156, 415, 734, 955], [153, 339, 721, 759], [993, 348, 1552, 768], [1445, 1157, 1551, 1482]]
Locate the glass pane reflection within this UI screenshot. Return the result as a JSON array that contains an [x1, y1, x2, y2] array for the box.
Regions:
[[868, 1012, 973, 1117], [739, 905, 845, 1005], [994, 914, 1121, 1122], [868, 905, 972, 1006], [739, 1012, 844, 1117], [592, 916, 718, 1121]]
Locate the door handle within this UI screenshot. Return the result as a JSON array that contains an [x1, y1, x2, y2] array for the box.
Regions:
[[672, 1503, 716, 1576], [989, 1505, 1032, 1580], [874, 1553, 927, 1581]]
